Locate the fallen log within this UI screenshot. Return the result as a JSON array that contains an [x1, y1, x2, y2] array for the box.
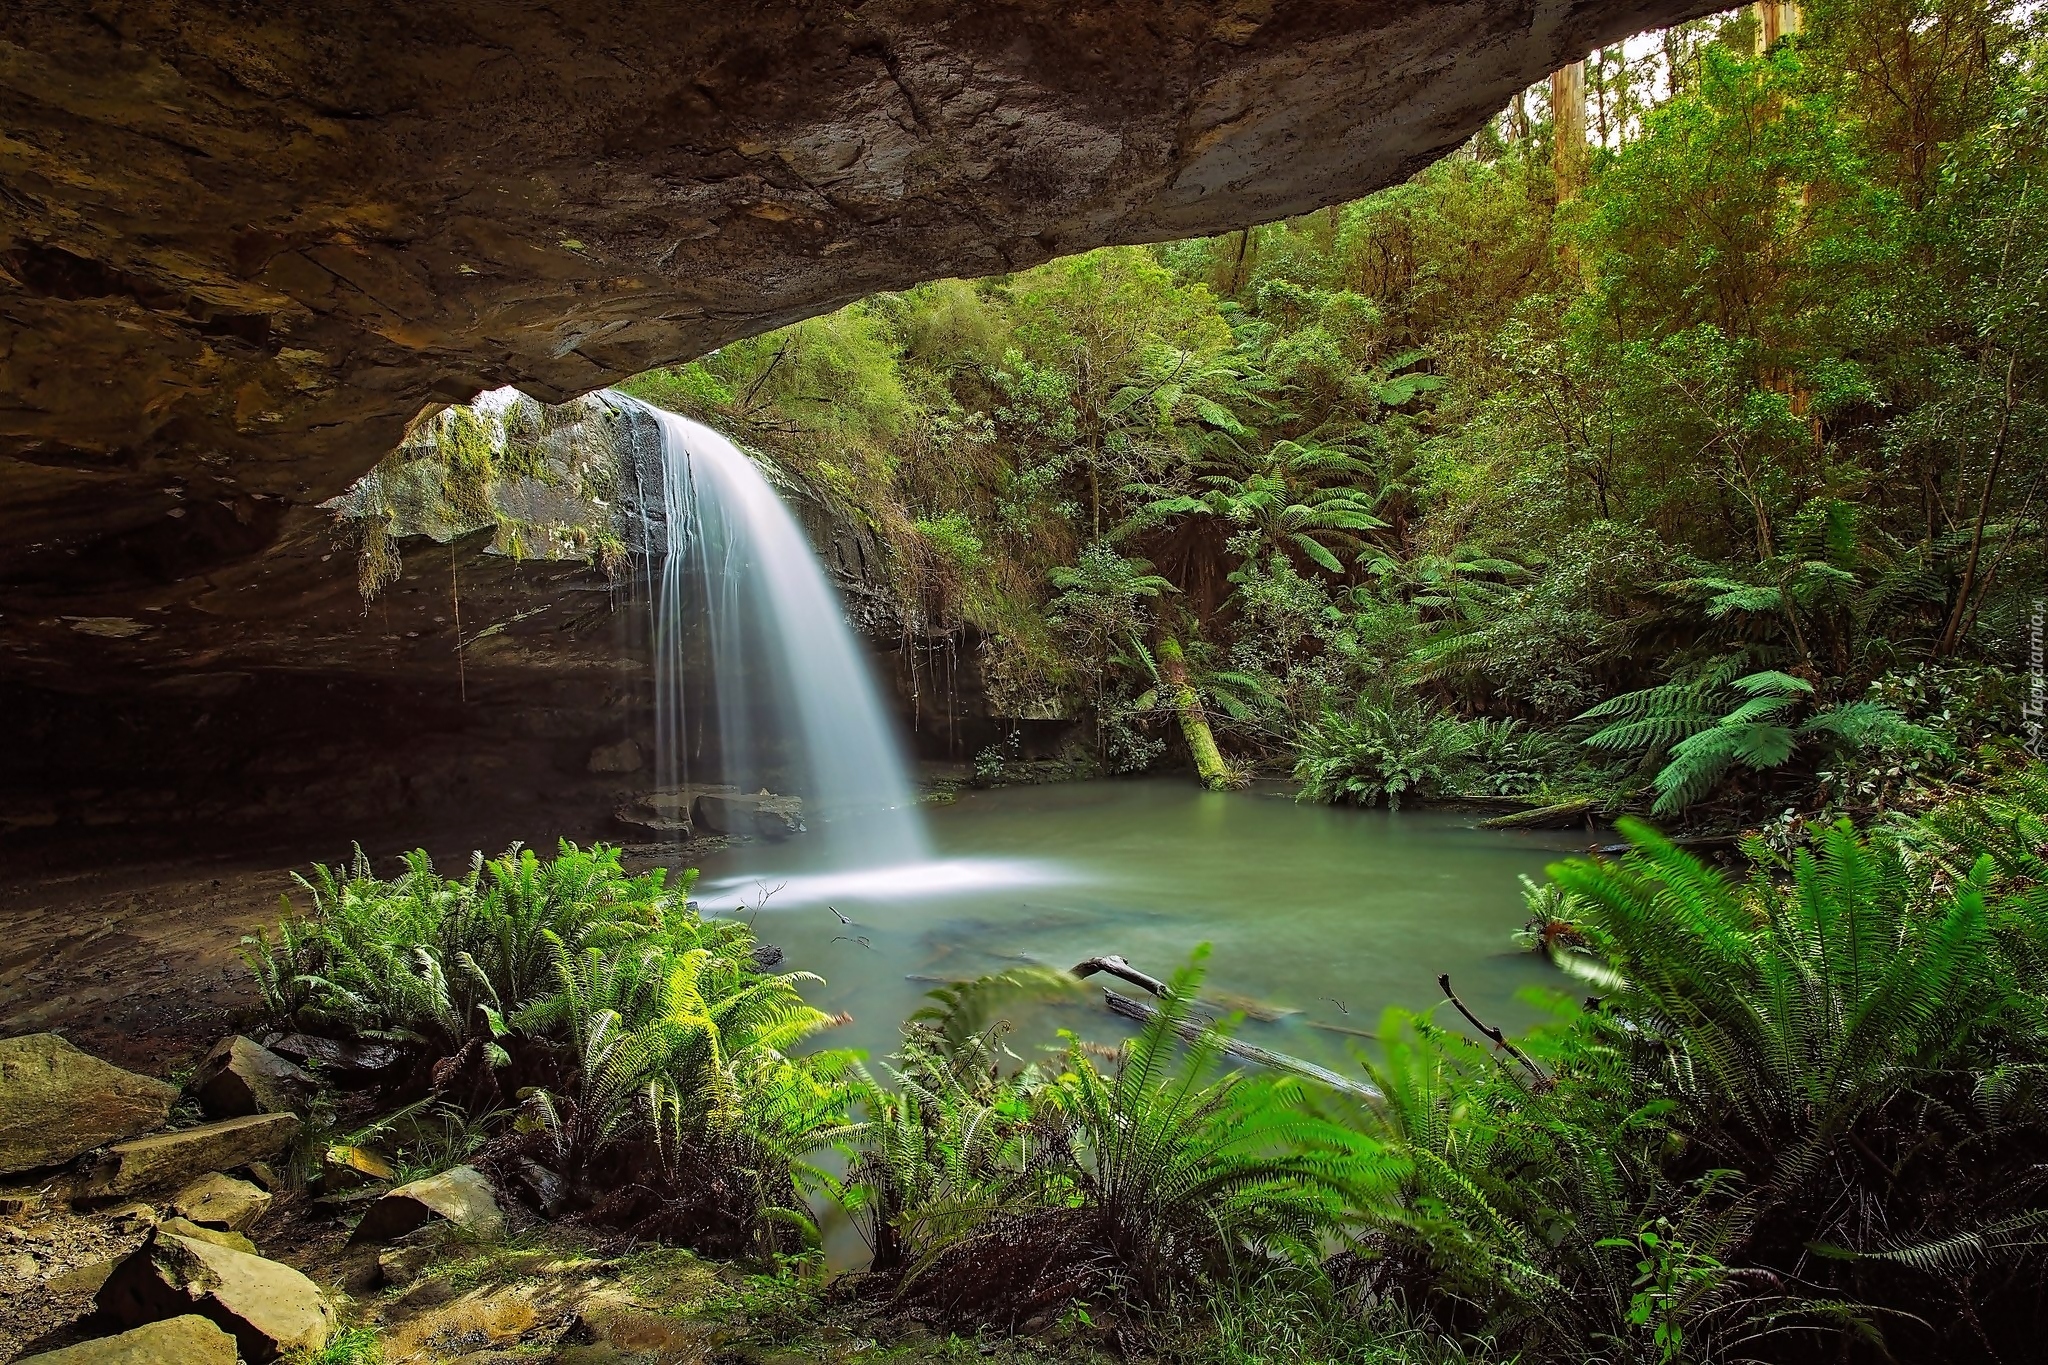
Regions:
[[1156, 635, 1235, 791], [1071, 956, 1296, 1021], [1100, 989, 1379, 1101], [1478, 799, 1594, 830], [1071, 955, 1171, 998], [1592, 832, 1739, 856]]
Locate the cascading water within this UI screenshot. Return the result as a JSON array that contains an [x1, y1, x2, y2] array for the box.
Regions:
[[608, 392, 931, 868]]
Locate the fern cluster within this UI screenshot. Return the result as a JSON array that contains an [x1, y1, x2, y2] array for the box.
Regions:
[[243, 841, 849, 1257], [1293, 688, 1577, 808], [1580, 660, 1950, 815], [1346, 793, 2048, 1363]]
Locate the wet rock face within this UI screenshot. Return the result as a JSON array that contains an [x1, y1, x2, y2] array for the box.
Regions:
[[2, 0, 1707, 598]]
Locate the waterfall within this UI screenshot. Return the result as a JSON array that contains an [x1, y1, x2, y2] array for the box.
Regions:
[[608, 392, 930, 866]]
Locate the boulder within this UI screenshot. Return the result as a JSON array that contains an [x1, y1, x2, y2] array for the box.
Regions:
[[157, 1217, 259, 1256], [613, 790, 694, 837], [96, 1231, 334, 1362], [690, 791, 805, 841], [348, 1164, 504, 1245], [17, 1314, 238, 1364], [88, 1114, 300, 1197], [171, 1173, 272, 1233], [188, 1037, 315, 1118], [0, 1034, 178, 1175]]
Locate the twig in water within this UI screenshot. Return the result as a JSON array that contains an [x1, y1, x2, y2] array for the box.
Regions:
[[1438, 973, 1545, 1083], [1322, 996, 1349, 1015]]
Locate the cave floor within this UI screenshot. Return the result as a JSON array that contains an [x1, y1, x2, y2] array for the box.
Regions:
[[0, 857, 287, 1079]]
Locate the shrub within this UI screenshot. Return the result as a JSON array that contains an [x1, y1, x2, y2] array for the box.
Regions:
[[1293, 689, 1480, 808]]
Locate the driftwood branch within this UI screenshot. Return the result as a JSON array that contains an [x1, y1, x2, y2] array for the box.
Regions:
[[1593, 832, 1737, 857], [1071, 955, 1171, 999], [1437, 973, 1545, 1082], [1102, 990, 1379, 1101]]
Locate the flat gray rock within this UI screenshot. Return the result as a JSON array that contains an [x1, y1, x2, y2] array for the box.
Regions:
[[0, 1035, 178, 1176]]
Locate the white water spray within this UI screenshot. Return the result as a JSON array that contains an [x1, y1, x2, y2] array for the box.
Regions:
[[609, 393, 930, 866]]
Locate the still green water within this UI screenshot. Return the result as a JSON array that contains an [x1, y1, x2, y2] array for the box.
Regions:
[[689, 778, 1596, 1074]]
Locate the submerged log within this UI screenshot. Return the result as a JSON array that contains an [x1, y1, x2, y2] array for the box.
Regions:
[[1478, 799, 1594, 830], [1100, 990, 1379, 1101]]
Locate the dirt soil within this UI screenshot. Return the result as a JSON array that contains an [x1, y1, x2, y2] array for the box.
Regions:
[[0, 856, 295, 1079]]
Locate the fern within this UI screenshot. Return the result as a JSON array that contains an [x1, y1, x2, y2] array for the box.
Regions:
[[1048, 946, 1388, 1304], [1581, 662, 1948, 814]]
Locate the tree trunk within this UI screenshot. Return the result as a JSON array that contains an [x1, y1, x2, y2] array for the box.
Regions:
[[1551, 60, 1587, 201], [1155, 635, 1232, 790], [1753, 1, 1802, 52]]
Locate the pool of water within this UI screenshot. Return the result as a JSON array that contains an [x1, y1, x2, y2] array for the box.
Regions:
[[688, 778, 1597, 1076]]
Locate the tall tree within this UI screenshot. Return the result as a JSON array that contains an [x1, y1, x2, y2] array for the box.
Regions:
[[1552, 59, 1589, 200]]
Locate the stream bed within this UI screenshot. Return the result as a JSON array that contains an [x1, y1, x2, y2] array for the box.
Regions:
[[689, 778, 1599, 1074]]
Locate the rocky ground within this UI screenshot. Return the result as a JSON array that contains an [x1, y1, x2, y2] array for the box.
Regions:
[[0, 1014, 1105, 1365], [2, 1173, 1093, 1363]]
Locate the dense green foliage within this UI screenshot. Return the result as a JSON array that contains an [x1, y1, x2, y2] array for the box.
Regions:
[[245, 842, 850, 1258], [599, 0, 2042, 822]]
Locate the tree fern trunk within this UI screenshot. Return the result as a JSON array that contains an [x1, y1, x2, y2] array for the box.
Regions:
[[1155, 635, 1232, 790]]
